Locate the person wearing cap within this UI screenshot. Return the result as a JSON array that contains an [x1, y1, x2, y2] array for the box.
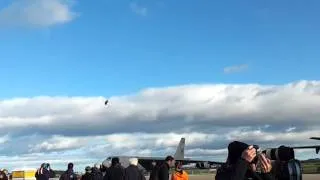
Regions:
[[170, 161, 188, 180], [124, 158, 145, 180], [81, 166, 92, 180], [60, 163, 78, 180], [215, 141, 275, 180], [103, 157, 125, 180]]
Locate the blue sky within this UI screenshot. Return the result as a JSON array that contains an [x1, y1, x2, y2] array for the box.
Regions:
[[0, 0, 320, 171], [0, 0, 319, 98]]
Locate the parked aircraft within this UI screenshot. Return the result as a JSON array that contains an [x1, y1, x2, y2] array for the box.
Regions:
[[291, 137, 320, 154], [102, 137, 223, 171]]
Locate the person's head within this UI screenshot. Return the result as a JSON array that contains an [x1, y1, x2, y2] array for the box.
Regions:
[[111, 157, 120, 166], [175, 161, 183, 172], [151, 161, 156, 167], [165, 156, 175, 167], [102, 160, 111, 169], [68, 162, 74, 170], [44, 163, 50, 170], [129, 158, 138, 166], [227, 141, 250, 165], [94, 163, 100, 169], [40, 163, 46, 168], [85, 166, 91, 173]]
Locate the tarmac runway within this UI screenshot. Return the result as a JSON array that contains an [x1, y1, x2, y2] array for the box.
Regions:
[[183, 174, 320, 180]]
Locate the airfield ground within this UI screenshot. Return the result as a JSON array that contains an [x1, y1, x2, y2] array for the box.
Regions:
[[182, 174, 320, 180]]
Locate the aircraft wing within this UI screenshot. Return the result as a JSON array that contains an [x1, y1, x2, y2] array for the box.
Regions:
[[183, 158, 224, 164], [291, 145, 320, 154], [104, 137, 224, 171], [310, 137, 320, 140], [136, 157, 168, 171]]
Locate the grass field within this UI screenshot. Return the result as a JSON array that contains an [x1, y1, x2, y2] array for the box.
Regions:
[[302, 162, 320, 174], [182, 161, 320, 174]]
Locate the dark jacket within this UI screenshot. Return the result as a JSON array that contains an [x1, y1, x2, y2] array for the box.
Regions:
[[60, 169, 78, 180], [148, 165, 158, 180], [91, 167, 103, 180], [35, 168, 55, 180], [0, 171, 8, 180], [215, 159, 275, 180], [158, 163, 170, 180], [81, 173, 92, 180], [103, 164, 125, 180], [124, 165, 145, 180]]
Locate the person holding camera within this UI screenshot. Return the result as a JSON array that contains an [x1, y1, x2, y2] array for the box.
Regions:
[[35, 163, 55, 180], [215, 141, 275, 180]]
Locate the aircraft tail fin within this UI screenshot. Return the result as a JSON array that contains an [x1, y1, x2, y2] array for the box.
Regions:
[[174, 138, 185, 160]]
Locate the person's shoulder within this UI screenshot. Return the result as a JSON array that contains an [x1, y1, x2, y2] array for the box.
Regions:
[[118, 165, 125, 171], [159, 163, 167, 169], [126, 165, 135, 170]]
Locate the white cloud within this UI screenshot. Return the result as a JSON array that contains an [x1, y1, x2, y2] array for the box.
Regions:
[[0, 0, 77, 28], [0, 135, 10, 144], [1, 80, 320, 133], [286, 127, 296, 132], [0, 80, 320, 171], [223, 64, 248, 74], [29, 135, 88, 152], [22, 128, 320, 170], [130, 2, 147, 16], [0, 153, 95, 172]]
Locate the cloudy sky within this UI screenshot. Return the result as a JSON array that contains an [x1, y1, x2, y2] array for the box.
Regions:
[[1, 0, 320, 172]]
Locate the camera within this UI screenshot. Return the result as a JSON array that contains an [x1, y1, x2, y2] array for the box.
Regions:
[[252, 145, 295, 161], [263, 145, 295, 161], [252, 145, 301, 180]]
